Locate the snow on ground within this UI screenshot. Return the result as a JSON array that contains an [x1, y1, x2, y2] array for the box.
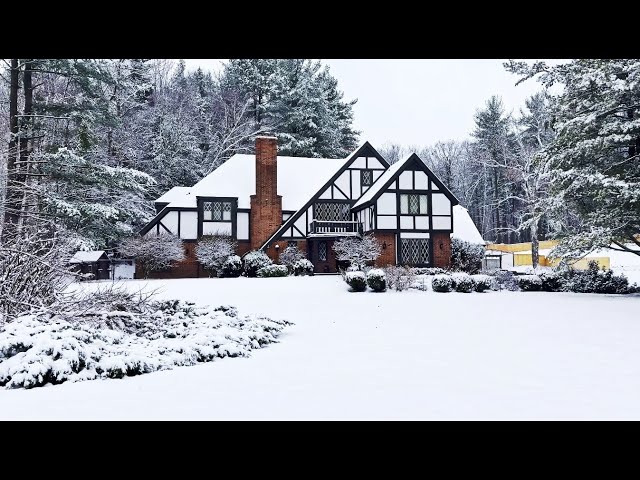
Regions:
[[1, 276, 639, 420]]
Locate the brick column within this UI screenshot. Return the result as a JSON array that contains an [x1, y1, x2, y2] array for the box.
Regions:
[[432, 232, 451, 268], [250, 136, 282, 251]]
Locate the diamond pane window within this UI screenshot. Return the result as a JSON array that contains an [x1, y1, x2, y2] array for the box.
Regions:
[[400, 194, 428, 215], [203, 202, 213, 220], [419, 195, 428, 213], [361, 169, 373, 187], [211, 202, 223, 221], [408, 194, 419, 214], [222, 202, 231, 221], [401, 238, 430, 266], [400, 194, 409, 214], [319, 241, 327, 261], [314, 202, 351, 221]]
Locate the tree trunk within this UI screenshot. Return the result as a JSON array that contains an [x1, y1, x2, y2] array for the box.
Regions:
[[531, 221, 539, 269], [3, 59, 20, 237], [17, 61, 34, 230]]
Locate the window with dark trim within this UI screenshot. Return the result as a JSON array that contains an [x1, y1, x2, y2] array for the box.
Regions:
[[361, 169, 373, 187], [319, 241, 327, 261], [400, 194, 428, 215], [203, 201, 232, 221]]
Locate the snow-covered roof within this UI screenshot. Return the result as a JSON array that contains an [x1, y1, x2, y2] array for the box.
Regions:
[[155, 187, 191, 204], [352, 155, 410, 209], [70, 251, 107, 264], [452, 206, 485, 244], [163, 154, 345, 211]]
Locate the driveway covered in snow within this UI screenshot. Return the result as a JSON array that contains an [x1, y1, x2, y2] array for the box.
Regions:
[[1, 276, 639, 420]]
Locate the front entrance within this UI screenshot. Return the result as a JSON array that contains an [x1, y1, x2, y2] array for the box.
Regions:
[[308, 239, 345, 273]]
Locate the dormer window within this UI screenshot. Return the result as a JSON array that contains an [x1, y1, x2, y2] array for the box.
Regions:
[[203, 201, 232, 221], [361, 169, 373, 188]]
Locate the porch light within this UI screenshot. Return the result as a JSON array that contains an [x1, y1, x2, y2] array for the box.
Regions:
[[274, 244, 280, 251]]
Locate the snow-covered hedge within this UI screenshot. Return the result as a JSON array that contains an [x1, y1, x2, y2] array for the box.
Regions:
[[366, 269, 387, 292], [517, 275, 543, 291], [538, 271, 564, 292], [471, 274, 492, 292], [410, 267, 446, 276], [256, 265, 289, 278], [345, 271, 367, 292], [452, 273, 475, 293], [196, 235, 237, 276], [0, 301, 291, 390], [293, 259, 314, 276], [431, 275, 454, 293], [491, 270, 520, 291], [562, 261, 630, 294], [221, 255, 243, 278], [279, 246, 306, 273], [243, 251, 272, 277]]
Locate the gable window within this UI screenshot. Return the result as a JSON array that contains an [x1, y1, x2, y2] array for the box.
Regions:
[[203, 201, 232, 221], [361, 169, 373, 188], [400, 194, 428, 215], [314, 202, 351, 221]]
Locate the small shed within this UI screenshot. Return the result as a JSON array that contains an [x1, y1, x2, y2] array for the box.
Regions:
[[70, 251, 111, 280]]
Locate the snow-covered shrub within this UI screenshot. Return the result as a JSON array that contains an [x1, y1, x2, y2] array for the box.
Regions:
[[452, 273, 475, 293], [293, 259, 314, 276], [431, 274, 454, 293], [491, 270, 519, 291], [196, 234, 237, 276], [450, 238, 485, 274], [243, 250, 272, 277], [279, 245, 306, 273], [517, 275, 542, 291], [366, 269, 387, 292], [471, 274, 492, 292], [345, 271, 367, 292], [221, 255, 242, 278], [256, 265, 289, 277], [120, 233, 184, 279], [0, 293, 292, 389], [538, 271, 564, 292], [333, 234, 382, 270], [410, 267, 446, 276], [384, 266, 416, 291], [562, 261, 630, 294]]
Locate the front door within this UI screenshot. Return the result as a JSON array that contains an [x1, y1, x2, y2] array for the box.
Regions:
[[309, 239, 337, 273]]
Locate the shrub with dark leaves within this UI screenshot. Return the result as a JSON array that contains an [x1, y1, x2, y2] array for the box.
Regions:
[[366, 269, 387, 292], [345, 271, 367, 292], [517, 275, 542, 291], [431, 275, 454, 292]]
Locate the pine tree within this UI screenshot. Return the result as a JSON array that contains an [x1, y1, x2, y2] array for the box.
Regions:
[[506, 59, 640, 257]]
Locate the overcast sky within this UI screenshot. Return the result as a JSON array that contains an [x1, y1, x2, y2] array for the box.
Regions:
[[183, 59, 564, 148]]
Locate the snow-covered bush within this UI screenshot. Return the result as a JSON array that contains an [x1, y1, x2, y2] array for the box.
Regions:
[[471, 274, 492, 292], [243, 251, 272, 277], [333, 234, 382, 270], [256, 265, 289, 277], [293, 259, 314, 276], [450, 238, 485, 274], [452, 273, 475, 293], [0, 292, 292, 390], [366, 269, 387, 292], [221, 255, 243, 278], [491, 270, 519, 291], [410, 267, 446, 276], [196, 235, 237, 276], [539, 271, 564, 292], [279, 245, 306, 273], [431, 275, 454, 293], [562, 261, 630, 294], [517, 275, 542, 291], [0, 228, 74, 321], [345, 271, 367, 292], [384, 265, 416, 291], [120, 233, 184, 279]]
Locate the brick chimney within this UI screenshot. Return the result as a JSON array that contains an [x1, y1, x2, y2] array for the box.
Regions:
[[250, 136, 282, 251]]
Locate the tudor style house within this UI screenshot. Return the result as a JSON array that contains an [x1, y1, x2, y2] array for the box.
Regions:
[[139, 136, 483, 277]]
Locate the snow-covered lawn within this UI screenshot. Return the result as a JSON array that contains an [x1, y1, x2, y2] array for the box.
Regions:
[[1, 276, 639, 420]]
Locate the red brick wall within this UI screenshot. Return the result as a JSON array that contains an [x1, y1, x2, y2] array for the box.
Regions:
[[432, 232, 451, 268], [250, 136, 282, 251], [373, 232, 397, 268], [264, 239, 308, 263], [236, 240, 251, 257]]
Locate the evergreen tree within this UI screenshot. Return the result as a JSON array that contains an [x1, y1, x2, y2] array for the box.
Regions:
[[506, 59, 640, 257]]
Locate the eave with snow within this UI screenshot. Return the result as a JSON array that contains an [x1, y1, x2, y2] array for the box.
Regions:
[[139, 136, 484, 277]]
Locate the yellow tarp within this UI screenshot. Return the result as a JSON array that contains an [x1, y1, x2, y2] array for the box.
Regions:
[[487, 240, 559, 253]]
